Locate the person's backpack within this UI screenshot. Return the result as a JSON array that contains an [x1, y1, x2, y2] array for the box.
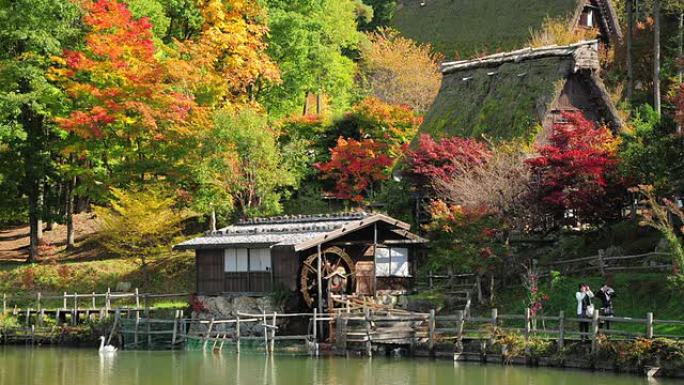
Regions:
[[583, 294, 595, 317]]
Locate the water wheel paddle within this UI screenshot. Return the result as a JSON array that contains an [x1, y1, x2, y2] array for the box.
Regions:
[[299, 246, 355, 308]]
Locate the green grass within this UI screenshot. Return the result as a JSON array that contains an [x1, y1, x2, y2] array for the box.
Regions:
[[391, 0, 577, 58], [0, 255, 195, 305], [493, 273, 684, 336]]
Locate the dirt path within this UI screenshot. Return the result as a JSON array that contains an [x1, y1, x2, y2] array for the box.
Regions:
[[0, 213, 100, 262]]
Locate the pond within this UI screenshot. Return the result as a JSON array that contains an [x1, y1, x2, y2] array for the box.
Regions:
[[0, 347, 678, 385]]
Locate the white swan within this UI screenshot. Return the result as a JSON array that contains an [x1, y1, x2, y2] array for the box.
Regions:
[[98, 336, 118, 353]]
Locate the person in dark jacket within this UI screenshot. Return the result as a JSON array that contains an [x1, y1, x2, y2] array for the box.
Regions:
[[596, 282, 616, 329]]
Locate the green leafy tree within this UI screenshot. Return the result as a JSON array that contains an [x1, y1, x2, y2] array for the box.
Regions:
[[0, 0, 81, 260], [94, 187, 193, 286], [212, 108, 296, 218], [260, 0, 365, 116]]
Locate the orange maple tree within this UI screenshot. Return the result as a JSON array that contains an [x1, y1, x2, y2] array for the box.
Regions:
[[315, 137, 393, 203], [53, 0, 193, 140]]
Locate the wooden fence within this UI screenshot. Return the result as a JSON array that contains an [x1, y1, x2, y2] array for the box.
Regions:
[[537, 251, 672, 276], [334, 307, 684, 357]]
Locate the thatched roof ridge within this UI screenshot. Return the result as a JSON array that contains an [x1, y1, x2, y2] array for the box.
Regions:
[[441, 40, 599, 74]]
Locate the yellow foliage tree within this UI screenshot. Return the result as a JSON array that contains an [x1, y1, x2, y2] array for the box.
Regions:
[[361, 28, 442, 113], [529, 16, 598, 48], [94, 188, 194, 286]]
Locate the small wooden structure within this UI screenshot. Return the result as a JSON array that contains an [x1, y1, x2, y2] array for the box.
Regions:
[[420, 40, 622, 142], [174, 212, 428, 312]]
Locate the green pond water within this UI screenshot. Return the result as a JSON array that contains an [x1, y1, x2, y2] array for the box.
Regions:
[[0, 347, 679, 385]]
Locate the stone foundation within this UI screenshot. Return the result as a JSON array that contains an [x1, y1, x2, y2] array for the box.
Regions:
[[192, 295, 282, 336]]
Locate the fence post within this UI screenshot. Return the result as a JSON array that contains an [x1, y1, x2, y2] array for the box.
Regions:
[[591, 309, 600, 354], [524, 307, 531, 341], [63, 292, 67, 309], [335, 313, 347, 354], [92, 292, 96, 309], [106, 288, 111, 311], [36, 292, 41, 312], [455, 310, 465, 353], [38, 309, 44, 327], [428, 309, 435, 356], [428, 270, 433, 289], [73, 292, 78, 310], [108, 309, 120, 346], [646, 312, 654, 339], [558, 311, 565, 351], [144, 294, 150, 318], [490, 308, 498, 346], [135, 288, 140, 309], [597, 249, 606, 277], [262, 310, 268, 353], [364, 307, 372, 357]]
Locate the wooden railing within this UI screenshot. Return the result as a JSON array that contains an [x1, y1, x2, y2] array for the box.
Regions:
[[537, 251, 672, 276]]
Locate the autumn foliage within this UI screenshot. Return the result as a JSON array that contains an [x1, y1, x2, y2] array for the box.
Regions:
[[53, 0, 193, 139], [315, 137, 393, 202], [350, 97, 422, 157], [526, 112, 620, 220], [406, 133, 491, 187]]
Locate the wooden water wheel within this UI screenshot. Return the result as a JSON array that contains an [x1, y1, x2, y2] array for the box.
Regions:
[[299, 246, 355, 308]]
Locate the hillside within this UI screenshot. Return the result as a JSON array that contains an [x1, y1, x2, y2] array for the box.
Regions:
[[0, 215, 194, 295], [391, 0, 578, 58]]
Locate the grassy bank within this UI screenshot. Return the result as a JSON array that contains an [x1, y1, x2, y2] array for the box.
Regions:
[[0, 256, 195, 299]]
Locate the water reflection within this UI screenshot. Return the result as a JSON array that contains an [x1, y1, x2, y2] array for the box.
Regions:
[[0, 347, 678, 385]]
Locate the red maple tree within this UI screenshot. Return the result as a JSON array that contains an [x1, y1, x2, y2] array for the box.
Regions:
[[315, 137, 393, 203], [526, 111, 621, 221], [405, 133, 491, 187]]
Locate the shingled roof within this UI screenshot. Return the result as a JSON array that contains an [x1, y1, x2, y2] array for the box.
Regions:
[[174, 212, 427, 251], [419, 40, 622, 142]]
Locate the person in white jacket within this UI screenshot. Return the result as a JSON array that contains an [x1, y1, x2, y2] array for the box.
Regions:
[[575, 284, 594, 341]]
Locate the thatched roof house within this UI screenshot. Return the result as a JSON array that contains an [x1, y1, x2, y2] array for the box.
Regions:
[[419, 40, 622, 142], [175, 212, 427, 309], [392, 0, 622, 57]]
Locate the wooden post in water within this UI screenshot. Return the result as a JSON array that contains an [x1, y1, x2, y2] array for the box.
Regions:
[[108, 309, 120, 345], [364, 307, 372, 357], [134, 313, 140, 346], [236, 315, 241, 353], [646, 312, 654, 339], [312, 308, 317, 342], [146, 315, 152, 347], [335, 314, 347, 354], [455, 310, 465, 352], [558, 311, 565, 351], [428, 309, 435, 356], [172, 310, 178, 346], [262, 310, 268, 353], [523, 307, 531, 342], [591, 309, 600, 354], [270, 312, 277, 353], [203, 317, 215, 351]]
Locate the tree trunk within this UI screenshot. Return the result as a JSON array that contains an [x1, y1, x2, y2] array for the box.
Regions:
[[36, 182, 44, 244], [28, 181, 40, 263], [654, 0, 662, 115], [627, 0, 634, 100], [66, 175, 76, 250], [210, 208, 217, 232]]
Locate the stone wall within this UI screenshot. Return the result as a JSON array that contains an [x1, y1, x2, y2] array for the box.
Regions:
[[192, 295, 282, 336]]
